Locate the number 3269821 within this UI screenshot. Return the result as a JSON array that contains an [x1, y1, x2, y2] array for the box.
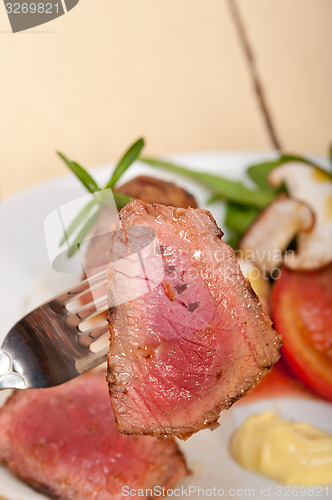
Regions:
[[5, 3, 61, 14]]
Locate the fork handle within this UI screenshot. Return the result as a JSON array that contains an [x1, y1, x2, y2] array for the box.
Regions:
[[0, 349, 26, 390]]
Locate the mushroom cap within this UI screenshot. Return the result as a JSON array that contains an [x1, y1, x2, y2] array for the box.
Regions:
[[268, 163, 332, 270], [238, 194, 314, 273]]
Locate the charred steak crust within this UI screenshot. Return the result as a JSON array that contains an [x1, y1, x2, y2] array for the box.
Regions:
[[107, 201, 281, 439], [0, 372, 187, 500], [115, 175, 197, 209]]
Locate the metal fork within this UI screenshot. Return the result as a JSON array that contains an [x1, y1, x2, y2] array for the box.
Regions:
[[0, 271, 109, 390]]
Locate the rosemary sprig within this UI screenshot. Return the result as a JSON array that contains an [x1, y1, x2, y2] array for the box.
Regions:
[[58, 138, 143, 256], [140, 157, 275, 209], [247, 153, 326, 190], [113, 192, 133, 208], [59, 198, 97, 247], [57, 153, 100, 194], [105, 138, 144, 189], [67, 210, 100, 258]]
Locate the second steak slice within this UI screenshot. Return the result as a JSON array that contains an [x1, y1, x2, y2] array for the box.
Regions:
[[107, 200, 281, 439]]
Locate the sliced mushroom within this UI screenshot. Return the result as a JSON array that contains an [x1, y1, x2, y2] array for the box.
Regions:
[[236, 257, 270, 313], [238, 195, 314, 273], [269, 163, 332, 270]]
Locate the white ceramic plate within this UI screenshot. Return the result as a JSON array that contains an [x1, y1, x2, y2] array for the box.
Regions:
[[1, 152, 331, 500]]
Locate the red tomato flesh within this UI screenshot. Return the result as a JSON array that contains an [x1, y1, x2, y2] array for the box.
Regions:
[[272, 264, 332, 400]]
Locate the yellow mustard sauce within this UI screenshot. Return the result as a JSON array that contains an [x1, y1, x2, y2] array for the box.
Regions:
[[230, 411, 332, 485], [312, 168, 331, 183]]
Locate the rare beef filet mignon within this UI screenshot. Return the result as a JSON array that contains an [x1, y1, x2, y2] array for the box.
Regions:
[[107, 200, 281, 439], [0, 372, 187, 499]]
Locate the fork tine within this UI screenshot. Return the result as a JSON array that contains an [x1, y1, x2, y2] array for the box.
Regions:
[[56, 271, 107, 305], [75, 346, 109, 375], [0, 270, 112, 390], [78, 322, 109, 347], [66, 296, 109, 327]]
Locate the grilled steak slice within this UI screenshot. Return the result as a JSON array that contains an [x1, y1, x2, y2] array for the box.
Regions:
[[115, 175, 197, 209], [107, 200, 281, 439], [84, 175, 197, 280], [0, 372, 187, 500]]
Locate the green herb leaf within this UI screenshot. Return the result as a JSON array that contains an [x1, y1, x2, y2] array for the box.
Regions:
[[58, 152, 100, 194], [225, 202, 260, 235], [59, 198, 97, 247], [67, 209, 100, 258], [113, 192, 132, 208], [58, 144, 135, 255], [246, 162, 279, 190], [206, 194, 224, 205], [141, 157, 275, 209], [247, 153, 326, 189], [59, 192, 131, 252], [94, 190, 132, 208], [105, 138, 145, 190], [113, 192, 131, 203]]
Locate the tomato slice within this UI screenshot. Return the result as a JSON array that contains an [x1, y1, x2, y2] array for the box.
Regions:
[[271, 264, 332, 400]]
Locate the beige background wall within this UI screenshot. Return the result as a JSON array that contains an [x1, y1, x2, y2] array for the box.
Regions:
[[1, 0, 331, 199]]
